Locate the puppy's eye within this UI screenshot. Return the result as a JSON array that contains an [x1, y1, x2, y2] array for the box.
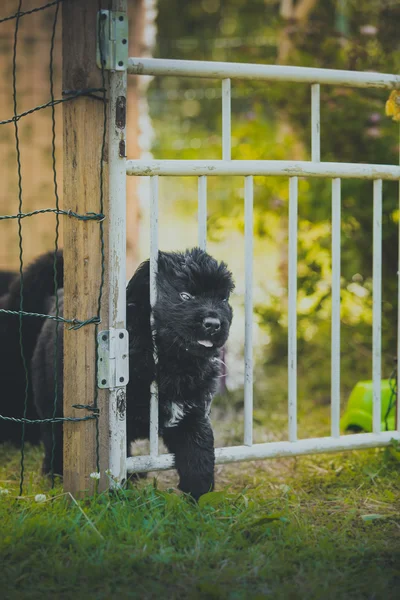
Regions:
[[222, 298, 228, 303], [180, 292, 193, 301]]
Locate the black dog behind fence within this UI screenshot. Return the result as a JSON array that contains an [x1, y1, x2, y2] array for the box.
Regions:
[[0, 0, 107, 494], [30, 248, 235, 500]]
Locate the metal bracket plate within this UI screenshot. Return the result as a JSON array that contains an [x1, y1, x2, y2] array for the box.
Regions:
[[96, 10, 128, 71], [97, 329, 129, 389]]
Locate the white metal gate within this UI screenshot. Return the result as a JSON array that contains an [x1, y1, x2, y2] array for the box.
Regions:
[[107, 42, 400, 480]]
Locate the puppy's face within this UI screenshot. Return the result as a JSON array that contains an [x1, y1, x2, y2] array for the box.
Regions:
[[153, 248, 234, 357]]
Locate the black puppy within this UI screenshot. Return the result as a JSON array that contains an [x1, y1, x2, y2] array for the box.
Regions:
[[126, 248, 234, 498], [0, 270, 16, 297], [0, 251, 63, 445], [33, 248, 234, 500]]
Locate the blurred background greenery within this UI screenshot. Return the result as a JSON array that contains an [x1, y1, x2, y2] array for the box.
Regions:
[[140, 0, 400, 441], [1, 0, 400, 443]]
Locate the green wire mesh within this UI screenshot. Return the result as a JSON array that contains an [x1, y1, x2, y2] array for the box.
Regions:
[[0, 0, 107, 493]]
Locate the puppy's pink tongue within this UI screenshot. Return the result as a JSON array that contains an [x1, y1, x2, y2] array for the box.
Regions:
[[198, 340, 213, 348]]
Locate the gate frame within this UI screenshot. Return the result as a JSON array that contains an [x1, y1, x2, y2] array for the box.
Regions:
[[65, 5, 400, 489], [122, 57, 400, 476]]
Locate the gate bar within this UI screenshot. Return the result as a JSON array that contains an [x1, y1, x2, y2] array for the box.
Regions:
[[128, 57, 400, 89], [331, 178, 341, 437], [244, 176, 254, 446], [198, 176, 207, 250], [311, 84, 320, 162], [222, 78, 231, 160], [108, 17, 128, 482], [288, 177, 298, 442], [398, 129, 400, 432], [373, 179, 382, 433], [127, 160, 400, 180], [149, 175, 159, 456], [126, 430, 400, 473]]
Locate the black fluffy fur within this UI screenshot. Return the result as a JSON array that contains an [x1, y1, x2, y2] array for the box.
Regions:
[[33, 248, 234, 500], [0, 270, 16, 297], [0, 251, 63, 445]]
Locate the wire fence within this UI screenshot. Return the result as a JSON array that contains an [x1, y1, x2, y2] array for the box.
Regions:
[[0, 0, 106, 493]]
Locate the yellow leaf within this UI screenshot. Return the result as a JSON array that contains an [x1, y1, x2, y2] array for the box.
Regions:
[[385, 90, 400, 122]]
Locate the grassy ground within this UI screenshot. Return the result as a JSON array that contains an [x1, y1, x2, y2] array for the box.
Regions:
[[1, 433, 400, 599]]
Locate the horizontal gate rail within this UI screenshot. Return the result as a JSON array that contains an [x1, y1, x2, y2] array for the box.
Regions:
[[128, 57, 400, 89], [126, 431, 400, 473], [127, 159, 400, 180]]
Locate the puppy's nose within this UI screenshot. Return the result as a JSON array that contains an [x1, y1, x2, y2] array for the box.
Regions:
[[202, 317, 221, 334]]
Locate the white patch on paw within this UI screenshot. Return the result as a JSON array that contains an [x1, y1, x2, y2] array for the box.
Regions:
[[165, 402, 185, 427]]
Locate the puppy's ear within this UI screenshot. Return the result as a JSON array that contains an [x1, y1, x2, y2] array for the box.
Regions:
[[158, 251, 177, 272], [126, 260, 150, 303]]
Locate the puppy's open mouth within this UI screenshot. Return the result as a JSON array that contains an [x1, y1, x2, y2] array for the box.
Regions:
[[197, 340, 213, 348]]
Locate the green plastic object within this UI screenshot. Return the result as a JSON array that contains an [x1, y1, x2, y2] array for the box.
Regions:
[[341, 380, 396, 433]]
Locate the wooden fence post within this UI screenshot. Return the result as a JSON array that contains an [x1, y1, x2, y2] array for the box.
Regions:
[[62, 0, 110, 495]]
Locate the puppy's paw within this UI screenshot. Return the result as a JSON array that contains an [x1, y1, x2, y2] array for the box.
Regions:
[[178, 474, 214, 502]]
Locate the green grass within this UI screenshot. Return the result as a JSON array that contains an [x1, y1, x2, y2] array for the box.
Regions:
[[1, 440, 400, 600]]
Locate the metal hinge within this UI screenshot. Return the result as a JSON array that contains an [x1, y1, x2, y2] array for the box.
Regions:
[[97, 329, 129, 389], [96, 10, 128, 71]]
